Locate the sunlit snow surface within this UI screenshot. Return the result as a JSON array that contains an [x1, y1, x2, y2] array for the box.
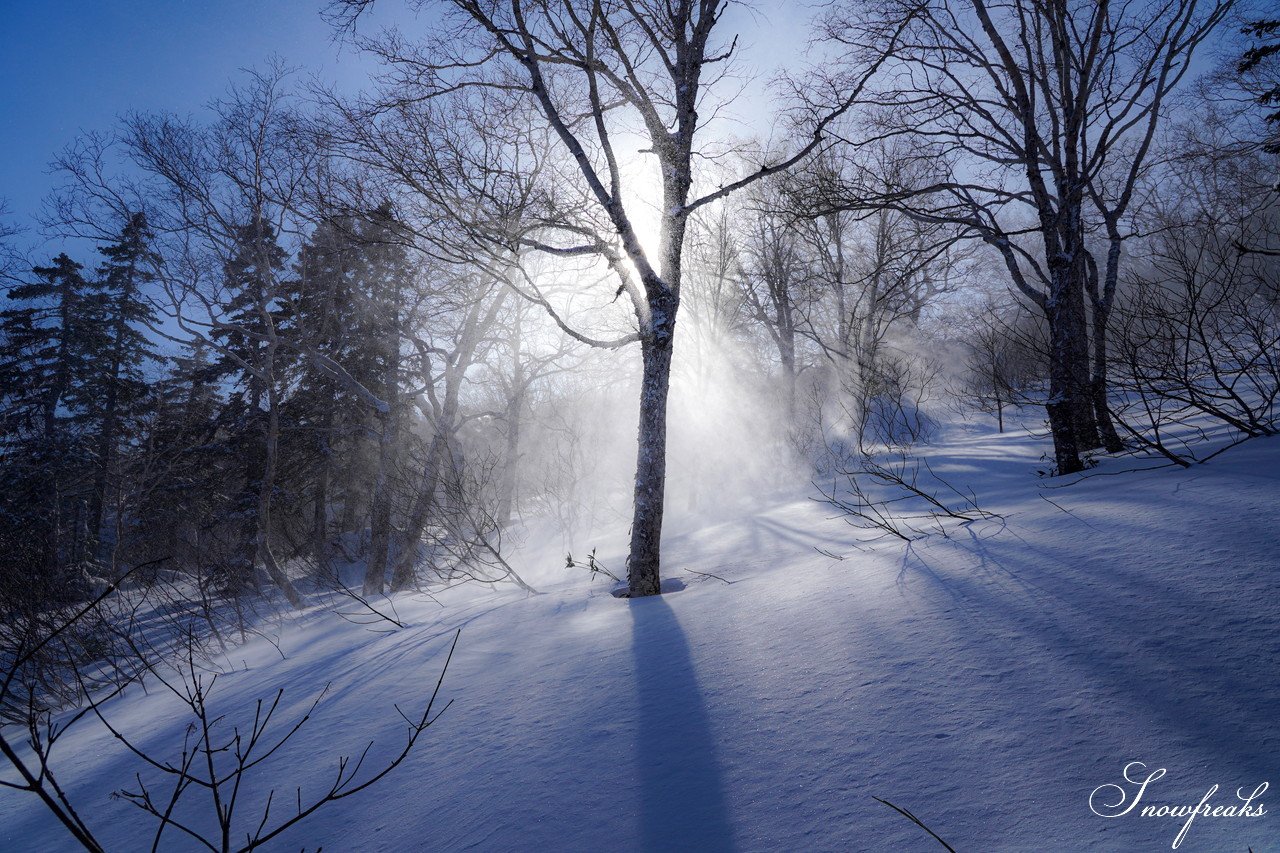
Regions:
[[4, 424, 1278, 852]]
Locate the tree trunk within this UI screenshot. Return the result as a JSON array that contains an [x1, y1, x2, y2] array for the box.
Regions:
[[498, 385, 523, 527], [312, 449, 331, 582], [1087, 239, 1124, 454], [362, 408, 400, 596], [1045, 275, 1090, 475], [233, 413, 265, 596], [258, 384, 302, 608], [498, 328, 525, 527], [1065, 248, 1101, 453], [86, 377, 119, 569], [87, 286, 135, 570], [1089, 299, 1124, 454], [384, 282, 500, 593], [626, 322, 674, 598], [777, 303, 797, 425], [388, 430, 449, 592]]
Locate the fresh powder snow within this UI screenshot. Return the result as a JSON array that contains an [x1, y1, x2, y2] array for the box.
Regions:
[[3, 422, 1277, 852]]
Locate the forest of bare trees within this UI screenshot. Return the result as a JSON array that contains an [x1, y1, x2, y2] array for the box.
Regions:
[[1, 8, 1277, 840], [0, 0, 1275, 611]]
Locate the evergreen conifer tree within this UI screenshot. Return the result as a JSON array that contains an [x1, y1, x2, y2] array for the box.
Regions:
[[209, 218, 302, 604], [78, 212, 161, 565], [0, 254, 97, 590]]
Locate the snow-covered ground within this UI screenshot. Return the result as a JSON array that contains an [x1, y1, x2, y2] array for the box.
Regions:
[[4, 421, 1278, 852]]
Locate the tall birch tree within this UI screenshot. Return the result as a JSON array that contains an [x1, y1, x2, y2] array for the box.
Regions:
[[333, 0, 899, 595]]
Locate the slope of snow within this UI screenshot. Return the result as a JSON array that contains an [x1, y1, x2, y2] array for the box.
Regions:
[[4, 424, 1277, 852]]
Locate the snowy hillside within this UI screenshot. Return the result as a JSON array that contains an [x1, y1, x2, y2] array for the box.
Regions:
[[4, 423, 1278, 853]]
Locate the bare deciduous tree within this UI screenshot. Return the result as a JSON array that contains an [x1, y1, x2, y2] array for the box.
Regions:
[[826, 0, 1233, 473], [330, 0, 903, 595]]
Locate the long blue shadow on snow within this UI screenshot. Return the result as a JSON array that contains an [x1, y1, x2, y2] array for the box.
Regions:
[[629, 594, 735, 853]]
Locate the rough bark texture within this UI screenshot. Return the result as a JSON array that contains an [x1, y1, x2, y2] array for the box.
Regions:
[[1042, 236, 1099, 475], [1045, 289, 1088, 476], [1089, 300, 1125, 454], [1087, 229, 1126, 454], [626, 330, 675, 598]]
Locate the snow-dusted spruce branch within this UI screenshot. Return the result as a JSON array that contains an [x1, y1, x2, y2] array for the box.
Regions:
[[815, 455, 999, 542]]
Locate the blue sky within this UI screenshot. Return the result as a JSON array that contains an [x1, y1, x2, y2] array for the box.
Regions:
[[0, 1, 375, 239], [0, 0, 804, 255]]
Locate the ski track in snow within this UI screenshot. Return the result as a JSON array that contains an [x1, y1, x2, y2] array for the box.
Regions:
[[4, 425, 1278, 852]]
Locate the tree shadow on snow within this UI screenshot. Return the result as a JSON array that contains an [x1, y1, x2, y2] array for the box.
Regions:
[[629, 595, 735, 852]]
